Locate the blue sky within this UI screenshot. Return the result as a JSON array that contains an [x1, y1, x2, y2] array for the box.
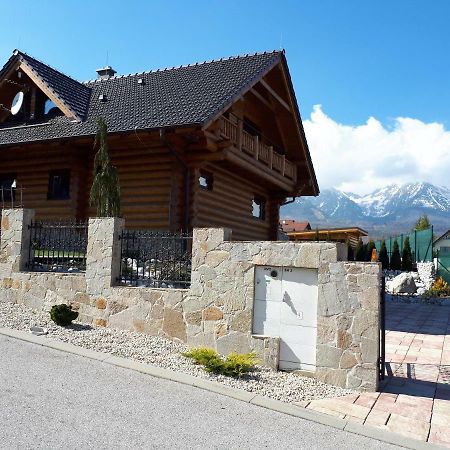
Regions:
[[1, 0, 449, 193]]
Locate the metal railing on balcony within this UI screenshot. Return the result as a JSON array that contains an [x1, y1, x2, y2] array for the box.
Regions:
[[219, 116, 296, 181]]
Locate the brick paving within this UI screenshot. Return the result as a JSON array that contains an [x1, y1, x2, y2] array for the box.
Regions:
[[294, 303, 450, 447]]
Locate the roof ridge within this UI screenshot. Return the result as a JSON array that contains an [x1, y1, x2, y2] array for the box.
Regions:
[[13, 49, 89, 89], [83, 49, 283, 84]]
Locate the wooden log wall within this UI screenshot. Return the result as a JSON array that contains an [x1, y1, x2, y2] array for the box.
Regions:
[[190, 162, 280, 241], [0, 145, 82, 221], [0, 134, 282, 239], [84, 140, 184, 231], [0, 139, 185, 231]]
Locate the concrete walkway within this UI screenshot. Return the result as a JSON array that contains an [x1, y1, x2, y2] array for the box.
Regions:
[[0, 334, 401, 450], [295, 303, 450, 447]]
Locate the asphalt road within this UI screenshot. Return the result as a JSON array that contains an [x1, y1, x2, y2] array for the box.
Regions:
[[0, 335, 403, 450]]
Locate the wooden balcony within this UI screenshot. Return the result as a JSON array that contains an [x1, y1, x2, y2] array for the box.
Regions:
[[218, 116, 297, 182]]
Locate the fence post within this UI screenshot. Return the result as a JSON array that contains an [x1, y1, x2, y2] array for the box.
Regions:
[[86, 217, 124, 298], [0, 208, 34, 272], [414, 229, 417, 262]]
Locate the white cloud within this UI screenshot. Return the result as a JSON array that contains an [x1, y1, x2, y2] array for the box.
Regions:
[[303, 105, 450, 195]]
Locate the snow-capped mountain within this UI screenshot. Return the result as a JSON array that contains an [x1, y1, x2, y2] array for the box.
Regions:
[[351, 183, 450, 217], [281, 182, 450, 235]]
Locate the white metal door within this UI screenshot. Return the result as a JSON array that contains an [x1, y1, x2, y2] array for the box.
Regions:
[[253, 266, 318, 371]]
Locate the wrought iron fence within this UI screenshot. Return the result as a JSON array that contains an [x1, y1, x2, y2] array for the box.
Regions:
[[118, 230, 193, 288], [28, 220, 88, 272]]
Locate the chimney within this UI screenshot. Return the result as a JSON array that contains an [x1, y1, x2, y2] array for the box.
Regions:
[[96, 66, 117, 80]]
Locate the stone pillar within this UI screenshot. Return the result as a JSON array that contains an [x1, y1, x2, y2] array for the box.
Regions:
[[191, 227, 232, 271], [316, 261, 381, 391], [86, 217, 124, 298], [0, 208, 34, 272]]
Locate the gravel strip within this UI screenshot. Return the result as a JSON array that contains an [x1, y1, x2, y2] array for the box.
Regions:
[[0, 302, 355, 403]]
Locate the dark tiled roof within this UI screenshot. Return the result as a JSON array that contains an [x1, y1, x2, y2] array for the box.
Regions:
[[18, 52, 91, 120], [0, 50, 282, 146]]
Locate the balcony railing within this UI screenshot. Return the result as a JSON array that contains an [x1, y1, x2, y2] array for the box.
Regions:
[[218, 116, 296, 181]]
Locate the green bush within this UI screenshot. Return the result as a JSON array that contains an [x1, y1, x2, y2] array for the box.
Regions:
[[221, 352, 259, 377], [182, 347, 221, 366], [182, 346, 258, 378], [50, 304, 79, 326]]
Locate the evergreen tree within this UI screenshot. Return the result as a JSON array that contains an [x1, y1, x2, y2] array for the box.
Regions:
[[379, 240, 389, 270], [355, 238, 365, 261], [402, 236, 413, 271], [347, 242, 354, 261], [89, 118, 121, 217], [414, 215, 431, 231], [390, 240, 401, 271], [366, 240, 376, 262]]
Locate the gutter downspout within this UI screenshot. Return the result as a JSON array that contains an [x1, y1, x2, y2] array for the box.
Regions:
[[281, 196, 296, 206], [159, 129, 190, 232]]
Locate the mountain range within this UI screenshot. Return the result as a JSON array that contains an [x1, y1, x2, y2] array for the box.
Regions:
[[281, 182, 450, 237]]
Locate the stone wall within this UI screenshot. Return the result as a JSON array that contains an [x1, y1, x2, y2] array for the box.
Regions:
[[0, 209, 381, 391]]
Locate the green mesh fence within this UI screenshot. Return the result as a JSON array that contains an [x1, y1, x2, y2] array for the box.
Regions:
[[437, 254, 450, 284], [374, 227, 433, 263]]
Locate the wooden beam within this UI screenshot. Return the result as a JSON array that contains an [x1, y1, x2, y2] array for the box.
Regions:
[[260, 79, 291, 112], [0, 62, 19, 91], [19, 62, 79, 121], [249, 88, 274, 111]]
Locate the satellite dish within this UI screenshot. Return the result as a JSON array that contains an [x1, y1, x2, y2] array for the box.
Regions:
[[11, 91, 24, 115]]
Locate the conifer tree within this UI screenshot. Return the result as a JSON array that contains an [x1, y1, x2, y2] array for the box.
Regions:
[[379, 240, 389, 270], [414, 215, 431, 231], [390, 239, 401, 271], [89, 118, 121, 217], [355, 238, 365, 261], [402, 236, 413, 271]]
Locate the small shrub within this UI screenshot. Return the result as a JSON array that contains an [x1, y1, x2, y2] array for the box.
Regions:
[[182, 346, 259, 378], [425, 277, 450, 298], [50, 304, 79, 326], [221, 352, 259, 377], [182, 347, 221, 366]]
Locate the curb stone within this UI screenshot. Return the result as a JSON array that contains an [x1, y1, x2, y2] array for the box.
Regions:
[[0, 327, 445, 450]]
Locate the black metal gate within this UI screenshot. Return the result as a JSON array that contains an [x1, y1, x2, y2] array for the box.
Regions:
[[379, 275, 386, 381]]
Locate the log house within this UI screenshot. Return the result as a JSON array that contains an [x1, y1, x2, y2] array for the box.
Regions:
[[0, 50, 318, 240]]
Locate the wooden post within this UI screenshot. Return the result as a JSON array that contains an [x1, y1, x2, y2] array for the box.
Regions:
[[269, 146, 273, 169], [282, 155, 286, 176], [255, 136, 259, 160], [237, 120, 243, 152]]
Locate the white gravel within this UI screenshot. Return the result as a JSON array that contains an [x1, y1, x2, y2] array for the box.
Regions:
[[0, 302, 355, 403]]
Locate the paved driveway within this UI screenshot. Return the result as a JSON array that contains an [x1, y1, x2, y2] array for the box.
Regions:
[[0, 335, 399, 450], [296, 302, 450, 447]]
